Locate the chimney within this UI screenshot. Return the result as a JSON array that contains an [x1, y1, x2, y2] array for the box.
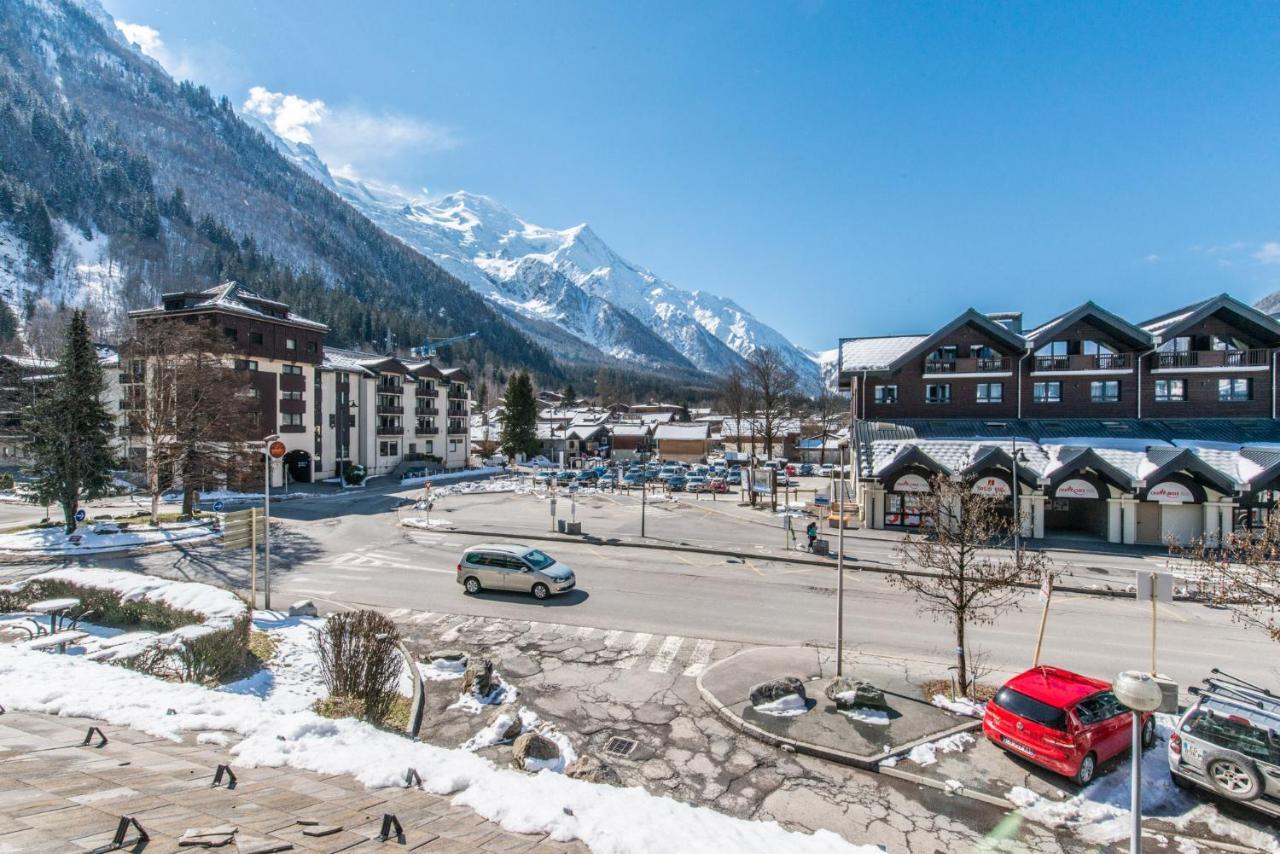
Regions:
[[987, 311, 1023, 335]]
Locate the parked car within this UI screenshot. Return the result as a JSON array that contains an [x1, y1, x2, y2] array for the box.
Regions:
[[799, 463, 815, 477], [622, 473, 646, 487], [686, 476, 709, 492], [657, 466, 681, 482], [576, 470, 598, 483], [554, 470, 576, 485], [666, 475, 688, 491], [708, 478, 729, 493], [982, 666, 1156, 785], [727, 469, 743, 485], [785, 463, 798, 476], [1168, 671, 1280, 817], [597, 476, 615, 490], [457, 544, 576, 599], [533, 471, 553, 484], [817, 464, 834, 477]]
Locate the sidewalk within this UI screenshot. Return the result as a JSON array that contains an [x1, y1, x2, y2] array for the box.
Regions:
[[0, 709, 586, 853]]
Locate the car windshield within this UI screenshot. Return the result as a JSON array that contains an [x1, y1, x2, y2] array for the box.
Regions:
[[994, 687, 1067, 731], [523, 549, 555, 571]]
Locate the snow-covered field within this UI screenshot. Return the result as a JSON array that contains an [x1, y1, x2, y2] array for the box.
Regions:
[[0, 581, 874, 853], [0, 520, 217, 554]]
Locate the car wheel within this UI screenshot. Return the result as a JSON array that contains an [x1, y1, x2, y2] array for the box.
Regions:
[[1204, 752, 1263, 802], [1073, 753, 1097, 786], [532, 583, 550, 600], [463, 577, 481, 595], [1141, 716, 1157, 750]]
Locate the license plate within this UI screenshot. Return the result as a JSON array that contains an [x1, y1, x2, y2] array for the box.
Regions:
[[1002, 736, 1035, 757]]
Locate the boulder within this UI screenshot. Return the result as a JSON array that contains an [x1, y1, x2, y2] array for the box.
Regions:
[[463, 658, 495, 697], [825, 677, 887, 710], [566, 755, 621, 786], [427, 648, 467, 663], [749, 676, 807, 707], [287, 600, 319, 618], [491, 712, 523, 742], [512, 732, 560, 770]]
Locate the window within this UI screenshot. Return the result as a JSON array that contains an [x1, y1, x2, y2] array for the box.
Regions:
[[223, 327, 238, 341], [976, 383, 1003, 404], [970, 344, 996, 359], [1154, 379, 1185, 402], [328, 414, 336, 428], [1090, 381, 1120, 403], [1212, 335, 1248, 351], [1081, 340, 1116, 356], [1033, 381, 1061, 403], [424, 441, 433, 454], [336, 390, 348, 405], [1219, 378, 1251, 402], [348, 414, 356, 427], [993, 687, 1067, 731], [1187, 710, 1276, 763], [929, 346, 958, 361], [282, 364, 303, 375], [249, 331, 264, 345], [1036, 340, 1068, 357], [235, 359, 258, 371], [925, 384, 951, 404], [1074, 691, 1126, 725], [874, 385, 898, 404], [281, 390, 304, 401], [285, 337, 297, 350], [281, 412, 303, 427], [306, 341, 317, 353], [379, 440, 399, 457], [1159, 336, 1191, 352]]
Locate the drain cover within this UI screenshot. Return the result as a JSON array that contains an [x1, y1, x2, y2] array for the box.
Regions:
[[604, 736, 637, 757]]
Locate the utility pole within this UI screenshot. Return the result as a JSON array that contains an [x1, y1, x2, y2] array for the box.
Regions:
[[263, 435, 283, 610], [836, 442, 847, 677]]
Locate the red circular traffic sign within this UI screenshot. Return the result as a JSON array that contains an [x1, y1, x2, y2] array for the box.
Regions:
[[268, 440, 287, 459]]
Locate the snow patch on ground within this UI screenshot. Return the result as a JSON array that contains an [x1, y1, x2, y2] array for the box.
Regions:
[[906, 732, 975, 767], [448, 673, 518, 714], [219, 612, 325, 713], [18, 567, 246, 625], [839, 707, 892, 725], [753, 693, 809, 717], [421, 657, 467, 682], [402, 517, 456, 530], [401, 467, 505, 487], [931, 693, 985, 718], [0, 521, 218, 554]]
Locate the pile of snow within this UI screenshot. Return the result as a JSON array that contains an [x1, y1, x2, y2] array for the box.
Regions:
[[753, 693, 809, 717], [1007, 717, 1278, 851], [839, 706, 892, 726], [905, 732, 975, 767], [421, 657, 468, 682], [0, 520, 218, 554], [0, 644, 871, 853], [402, 517, 456, 530], [401, 466, 505, 487], [219, 612, 326, 713], [931, 693, 985, 718]]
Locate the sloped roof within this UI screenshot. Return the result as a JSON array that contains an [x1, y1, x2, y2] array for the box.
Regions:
[[611, 423, 653, 437], [839, 336, 927, 372], [132, 281, 328, 332], [654, 423, 710, 441], [1140, 293, 1280, 345], [1024, 301, 1152, 350]]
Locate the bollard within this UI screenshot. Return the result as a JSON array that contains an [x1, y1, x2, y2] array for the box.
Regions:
[[212, 764, 237, 788], [109, 816, 149, 850], [377, 813, 405, 842], [81, 726, 108, 748]]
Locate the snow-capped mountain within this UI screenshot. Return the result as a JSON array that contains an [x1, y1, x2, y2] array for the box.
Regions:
[[261, 129, 822, 391]]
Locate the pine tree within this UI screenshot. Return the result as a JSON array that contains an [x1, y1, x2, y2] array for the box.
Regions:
[[23, 310, 116, 532], [562, 383, 576, 404], [499, 372, 539, 460]]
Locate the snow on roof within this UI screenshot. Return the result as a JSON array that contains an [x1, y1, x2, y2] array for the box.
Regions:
[[136, 281, 328, 332], [721, 418, 802, 437], [610, 423, 652, 437], [839, 336, 927, 372], [654, 423, 710, 440]]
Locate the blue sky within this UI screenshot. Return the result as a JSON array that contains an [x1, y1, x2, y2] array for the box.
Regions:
[[101, 0, 1280, 352]]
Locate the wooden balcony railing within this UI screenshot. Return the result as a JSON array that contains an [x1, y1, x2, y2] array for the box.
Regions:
[[923, 356, 1011, 374], [1033, 353, 1131, 372], [1152, 349, 1268, 369]]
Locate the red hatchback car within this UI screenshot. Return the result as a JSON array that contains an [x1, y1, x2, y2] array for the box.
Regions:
[[983, 666, 1156, 785]]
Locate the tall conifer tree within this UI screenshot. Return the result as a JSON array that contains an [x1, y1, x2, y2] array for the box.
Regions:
[[499, 372, 539, 460]]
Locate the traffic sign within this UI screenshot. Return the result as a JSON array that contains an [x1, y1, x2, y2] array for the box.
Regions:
[[223, 508, 267, 550], [213, 500, 225, 512], [1136, 570, 1174, 604], [268, 440, 287, 459], [74, 509, 86, 522]]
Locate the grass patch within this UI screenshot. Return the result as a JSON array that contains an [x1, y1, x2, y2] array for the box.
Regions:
[[921, 678, 997, 704], [312, 693, 413, 731], [248, 630, 279, 663]]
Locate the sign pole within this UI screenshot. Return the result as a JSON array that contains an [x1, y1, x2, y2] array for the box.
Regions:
[[1151, 585, 1158, 676], [1032, 571, 1053, 667], [264, 450, 271, 610], [836, 444, 846, 677], [250, 506, 258, 612]]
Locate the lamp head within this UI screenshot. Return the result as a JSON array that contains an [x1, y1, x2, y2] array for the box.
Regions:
[[1113, 670, 1163, 711]]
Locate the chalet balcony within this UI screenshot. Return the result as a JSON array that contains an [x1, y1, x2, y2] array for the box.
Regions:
[[415, 405, 439, 416], [416, 384, 436, 397], [448, 384, 467, 400], [447, 404, 467, 417], [447, 419, 467, 435], [416, 418, 436, 435], [376, 403, 404, 415], [377, 379, 403, 393], [1152, 348, 1268, 370], [377, 418, 402, 436], [922, 356, 1010, 375], [1032, 353, 1131, 372]]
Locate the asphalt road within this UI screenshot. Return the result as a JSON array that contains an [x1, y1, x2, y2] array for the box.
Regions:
[[20, 479, 1269, 696]]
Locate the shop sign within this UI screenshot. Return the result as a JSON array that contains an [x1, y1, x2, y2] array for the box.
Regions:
[[971, 476, 1011, 498], [1148, 481, 1194, 504], [1055, 478, 1099, 500], [893, 473, 930, 493]]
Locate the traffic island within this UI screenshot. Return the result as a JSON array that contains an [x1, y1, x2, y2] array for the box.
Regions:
[[696, 646, 980, 770]]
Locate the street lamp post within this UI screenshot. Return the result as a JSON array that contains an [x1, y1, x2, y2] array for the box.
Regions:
[[836, 442, 847, 677], [262, 434, 282, 610], [1011, 440, 1027, 565], [1113, 671, 1164, 854]]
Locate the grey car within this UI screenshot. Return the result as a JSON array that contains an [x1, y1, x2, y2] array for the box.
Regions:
[[1169, 672, 1280, 818], [456, 544, 576, 600]]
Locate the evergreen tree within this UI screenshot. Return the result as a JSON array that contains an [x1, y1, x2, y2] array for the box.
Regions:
[[23, 310, 116, 532], [562, 383, 576, 404], [499, 372, 539, 460]]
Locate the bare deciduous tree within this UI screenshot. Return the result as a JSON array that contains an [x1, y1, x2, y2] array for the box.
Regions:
[[745, 348, 798, 460], [892, 477, 1048, 696], [718, 368, 749, 453], [1174, 513, 1280, 643]]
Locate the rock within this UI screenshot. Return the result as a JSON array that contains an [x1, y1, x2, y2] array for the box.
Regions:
[[491, 711, 523, 742], [287, 600, 318, 618], [512, 732, 561, 770], [462, 658, 495, 697], [565, 755, 620, 786], [427, 648, 467, 663], [749, 676, 807, 707], [825, 677, 887, 710]]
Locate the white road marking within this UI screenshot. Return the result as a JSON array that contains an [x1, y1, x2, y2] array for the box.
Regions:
[[615, 633, 653, 669], [681, 639, 715, 677], [602, 630, 623, 648], [648, 635, 685, 673]]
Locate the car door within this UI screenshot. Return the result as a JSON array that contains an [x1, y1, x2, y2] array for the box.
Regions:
[[499, 555, 532, 592], [1091, 692, 1132, 761]]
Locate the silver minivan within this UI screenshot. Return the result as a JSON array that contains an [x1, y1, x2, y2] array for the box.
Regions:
[[456, 544, 576, 599]]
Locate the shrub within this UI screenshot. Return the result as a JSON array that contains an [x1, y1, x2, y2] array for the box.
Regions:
[[0, 472, 14, 490], [315, 610, 403, 723], [175, 615, 251, 684], [343, 464, 367, 486]]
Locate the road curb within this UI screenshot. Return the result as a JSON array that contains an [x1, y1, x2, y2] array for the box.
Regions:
[[438, 526, 1185, 601]]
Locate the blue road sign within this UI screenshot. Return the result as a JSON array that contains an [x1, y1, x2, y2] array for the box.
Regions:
[[74, 508, 86, 522], [213, 500, 225, 512]]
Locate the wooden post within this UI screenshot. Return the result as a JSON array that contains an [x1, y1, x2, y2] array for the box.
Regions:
[[1032, 572, 1052, 668], [249, 506, 258, 613]]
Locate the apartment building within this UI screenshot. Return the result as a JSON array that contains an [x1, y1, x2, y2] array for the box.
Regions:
[[837, 293, 1280, 545], [124, 282, 469, 486]]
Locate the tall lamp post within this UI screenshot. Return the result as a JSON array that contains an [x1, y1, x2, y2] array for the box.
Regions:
[[639, 449, 649, 538], [1113, 671, 1163, 854], [836, 441, 848, 676], [1011, 440, 1028, 565], [263, 434, 283, 610]]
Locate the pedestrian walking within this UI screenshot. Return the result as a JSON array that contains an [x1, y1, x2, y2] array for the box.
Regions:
[[806, 520, 818, 551]]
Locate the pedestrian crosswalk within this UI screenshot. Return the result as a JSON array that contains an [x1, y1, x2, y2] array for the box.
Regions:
[[386, 609, 721, 677]]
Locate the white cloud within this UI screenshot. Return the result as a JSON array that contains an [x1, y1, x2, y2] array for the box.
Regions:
[[1144, 254, 1160, 264], [113, 19, 242, 93], [241, 86, 456, 178], [1254, 242, 1280, 265], [243, 86, 327, 145], [115, 21, 163, 56]]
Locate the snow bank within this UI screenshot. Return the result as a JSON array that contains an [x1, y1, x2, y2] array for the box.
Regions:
[[931, 693, 985, 718], [402, 517, 456, 530], [401, 466, 505, 487], [753, 693, 809, 717], [421, 657, 467, 682], [0, 645, 872, 853], [1007, 717, 1278, 851], [19, 567, 246, 627], [839, 707, 891, 725], [219, 612, 325, 713], [0, 521, 218, 554]]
